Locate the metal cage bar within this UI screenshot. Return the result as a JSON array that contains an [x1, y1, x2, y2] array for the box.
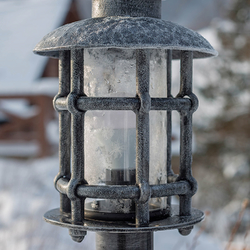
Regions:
[[179, 51, 194, 216], [56, 178, 190, 199], [135, 49, 151, 226], [52, 49, 198, 234], [68, 49, 86, 224], [166, 50, 173, 176], [166, 49, 174, 209], [54, 96, 192, 112], [54, 51, 71, 214]]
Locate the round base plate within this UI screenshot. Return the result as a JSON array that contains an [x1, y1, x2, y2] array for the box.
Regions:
[[85, 200, 170, 221], [44, 205, 204, 233]]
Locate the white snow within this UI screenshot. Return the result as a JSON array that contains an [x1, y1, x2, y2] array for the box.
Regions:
[[0, 156, 96, 250], [155, 229, 222, 250], [213, 18, 237, 33], [0, 156, 223, 250], [0, 142, 39, 157], [0, 0, 71, 91], [0, 99, 38, 118], [222, 154, 250, 179]]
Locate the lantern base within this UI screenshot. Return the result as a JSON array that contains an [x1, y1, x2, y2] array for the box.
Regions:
[[85, 200, 170, 221], [44, 205, 204, 233]]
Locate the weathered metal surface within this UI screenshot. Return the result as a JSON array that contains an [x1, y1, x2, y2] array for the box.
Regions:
[[135, 49, 151, 226], [166, 50, 174, 177], [56, 178, 190, 199], [49, 50, 200, 240], [33, 17, 217, 59], [53, 51, 71, 214], [176, 52, 198, 233], [92, 0, 161, 19], [166, 50, 176, 209], [44, 205, 204, 232], [55, 96, 192, 112], [66, 49, 87, 242], [69, 229, 87, 243], [178, 226, 194, 236], [150, 181, 189, 198], [43, 48, 201, 243], [96, 232, 153, 250], [85, 201, 169, 222]]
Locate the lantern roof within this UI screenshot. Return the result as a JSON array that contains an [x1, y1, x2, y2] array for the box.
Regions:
[[34, 17, 218, 59]]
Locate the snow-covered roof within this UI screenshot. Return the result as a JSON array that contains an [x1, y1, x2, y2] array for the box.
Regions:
[[0, 0, 71, 93], [0, 0, 227, 94]]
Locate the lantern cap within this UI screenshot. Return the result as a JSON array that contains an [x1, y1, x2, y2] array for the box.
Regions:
[[34, 17, 218, 59], [92, 0, 162, 19]]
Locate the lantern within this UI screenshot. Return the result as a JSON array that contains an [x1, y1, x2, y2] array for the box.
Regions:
[[34, 0, 217, 249]]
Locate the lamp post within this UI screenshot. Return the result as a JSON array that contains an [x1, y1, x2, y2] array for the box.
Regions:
[[34, 1, 217, 249]]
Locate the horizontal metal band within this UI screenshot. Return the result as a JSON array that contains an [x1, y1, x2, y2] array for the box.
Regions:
[[151, 181, 190, 198], [56, 177, 69, 194], [55, 97, 191, 112], [77, 184, 140, 199], [56, 178, 190, 199]]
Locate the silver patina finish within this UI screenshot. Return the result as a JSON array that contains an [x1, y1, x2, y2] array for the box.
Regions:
[[34, 0, 217, 249], [44, 205, 204, 232], [96, 232, 153, 250], [33, 17, 217, 59], [92, 0, 162, 19]]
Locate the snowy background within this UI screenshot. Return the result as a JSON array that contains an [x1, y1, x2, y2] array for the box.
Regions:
[[0, 0, 250, 249], [0, 156, 222, 250]]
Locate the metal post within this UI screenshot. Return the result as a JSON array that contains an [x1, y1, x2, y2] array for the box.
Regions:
[[96, 232, 153, 250]]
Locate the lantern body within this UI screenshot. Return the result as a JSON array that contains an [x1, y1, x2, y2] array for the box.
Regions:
[[84, 48, 168, 184], [84, 48, 168, 216], [34, 0, 217, 248]]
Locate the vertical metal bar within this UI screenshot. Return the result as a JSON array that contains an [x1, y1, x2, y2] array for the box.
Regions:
[[167, 50, 172, 98], [166, 50, 173, 174], [180, 51, 193, 96], [166, 50, 173, 208], [179, 51, 193, 216], [135, 49, 150, 226], [179, 111, 193, 216], [58, 51, 71, 213], [70, 49, 85, 223]]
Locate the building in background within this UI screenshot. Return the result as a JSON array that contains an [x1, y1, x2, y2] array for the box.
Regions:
[[0, 0, 84, 157], [0, 1, 249, 249], [0, 0, 228, 158]]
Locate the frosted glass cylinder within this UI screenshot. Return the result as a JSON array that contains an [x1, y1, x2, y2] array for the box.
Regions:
[[84, 48, 168, 191]]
